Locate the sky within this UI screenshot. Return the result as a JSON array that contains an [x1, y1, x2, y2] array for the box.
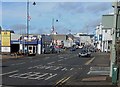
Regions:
[[1, 1, 114, 34]]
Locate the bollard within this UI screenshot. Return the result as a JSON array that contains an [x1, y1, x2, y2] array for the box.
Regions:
[[112, 64, 118, 85]]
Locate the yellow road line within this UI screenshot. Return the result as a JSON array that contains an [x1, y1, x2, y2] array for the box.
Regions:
[[55, 75, 72, 86], [60, 76, 71, 84], [55, 77, 66, 85], [85, 57, 95, 65]]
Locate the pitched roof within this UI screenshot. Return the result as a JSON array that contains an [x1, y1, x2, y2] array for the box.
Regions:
[[67, 34, 74, 40], [50, 34, 67, 40]]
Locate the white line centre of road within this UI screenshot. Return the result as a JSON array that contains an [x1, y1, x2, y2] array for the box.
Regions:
[[59, 57, 64, 58], [11, 62, 26, 66], [47, 62, 55, 65], [0, 70, 18, 76], [58, 59, 63, 62]]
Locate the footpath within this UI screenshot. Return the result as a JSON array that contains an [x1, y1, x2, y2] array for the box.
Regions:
[[67, 52, 117, 87]]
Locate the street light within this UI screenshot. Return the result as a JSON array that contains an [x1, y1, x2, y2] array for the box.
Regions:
[[26, 0, 36, 55]]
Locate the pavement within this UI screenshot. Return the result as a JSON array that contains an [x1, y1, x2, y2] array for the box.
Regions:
[[65, 52, 114, 86], [1, 51, 118, 87]]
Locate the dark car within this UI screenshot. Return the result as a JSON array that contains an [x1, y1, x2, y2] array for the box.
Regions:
[[70, 47, 76, 51], [44, 46, 53, 54]]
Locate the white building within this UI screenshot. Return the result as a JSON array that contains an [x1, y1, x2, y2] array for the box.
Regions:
[[74, 33, 94, 46], [95, 23, 112, 52], [102, 28, 112, 52], [95, 23, 103, 51]]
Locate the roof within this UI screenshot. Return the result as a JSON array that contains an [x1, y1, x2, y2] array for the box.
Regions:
[[50, 34, 67, 40], [67, 34, 74, 40]]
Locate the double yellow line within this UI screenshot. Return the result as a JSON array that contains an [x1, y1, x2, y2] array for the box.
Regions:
[[55, 76, 72, 86]]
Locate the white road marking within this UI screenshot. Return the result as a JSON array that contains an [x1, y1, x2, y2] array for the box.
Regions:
[[18, 73, 29, 79], [45, 57, 50, 59], [87, 71, 91, 75], [64, 58, 68, 60], [59, 57, 64, 58], [0, 70, 18, 76], [39, 65, 46, 69], [45, 74, 57, 80], [35, 73, 49, 80], [9, 74, 19, 78], [53, 67, 60, 70], [61, 68, 67, 71], [45, 66, 51, 69], [58, 59, 63, 62], [47, 62, 55, 65], [11, 62, 25, 66], [70, 68, 73, 70]]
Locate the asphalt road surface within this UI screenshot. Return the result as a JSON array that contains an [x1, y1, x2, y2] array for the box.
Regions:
[[1, 49, 111, 86]]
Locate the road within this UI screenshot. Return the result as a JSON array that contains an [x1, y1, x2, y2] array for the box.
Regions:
[[1, 49, 111, 86]]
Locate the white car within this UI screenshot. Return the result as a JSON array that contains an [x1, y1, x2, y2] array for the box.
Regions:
[[78, 49, 91, 57]]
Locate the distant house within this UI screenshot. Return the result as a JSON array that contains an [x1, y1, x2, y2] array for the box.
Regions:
[[50, 34, 67, 46], [64, 34, 75, 48], [74, 37, 80, 46], [41, 34, 52, 46]]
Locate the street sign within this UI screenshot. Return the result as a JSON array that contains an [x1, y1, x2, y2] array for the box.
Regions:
[[1, 31, 11, 47]]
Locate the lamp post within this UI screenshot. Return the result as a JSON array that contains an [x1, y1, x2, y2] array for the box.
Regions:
[[26, 0, 36, 55]]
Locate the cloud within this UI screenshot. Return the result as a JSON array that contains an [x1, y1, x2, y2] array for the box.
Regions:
[[58, 2, 85, 14], [2, 2, 113, 34], [57, 2, 112, 14], [82, 18, 101, 33], [85, 2, 112, 14], [10, 24, 27, 33]]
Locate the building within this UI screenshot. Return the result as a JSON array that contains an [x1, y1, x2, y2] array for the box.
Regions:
[[74, 33, 94, 46], [50, 34, 67, 47], [0, 30, 42, 55], [95, 23, 103, 51], [101, 13, 120, 52]]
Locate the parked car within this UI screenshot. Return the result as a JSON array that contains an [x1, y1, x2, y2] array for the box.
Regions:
[[44, 46, 53, 54], [53, 46, 61, 53], [78, 49, 91, 57], [70, 47, 76, 51]]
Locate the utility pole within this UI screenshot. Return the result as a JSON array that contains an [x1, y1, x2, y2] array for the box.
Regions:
[[26, 0, 36, 55], [110, 0, 119, 77]]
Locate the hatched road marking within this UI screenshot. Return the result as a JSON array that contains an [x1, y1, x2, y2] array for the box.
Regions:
[[0, 70, 18, 76]]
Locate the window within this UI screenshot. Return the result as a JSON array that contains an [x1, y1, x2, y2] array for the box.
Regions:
[[29, 47, 32, 50]]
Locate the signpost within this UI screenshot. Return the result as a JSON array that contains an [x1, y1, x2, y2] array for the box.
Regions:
[[1, 31, 11, 53]]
